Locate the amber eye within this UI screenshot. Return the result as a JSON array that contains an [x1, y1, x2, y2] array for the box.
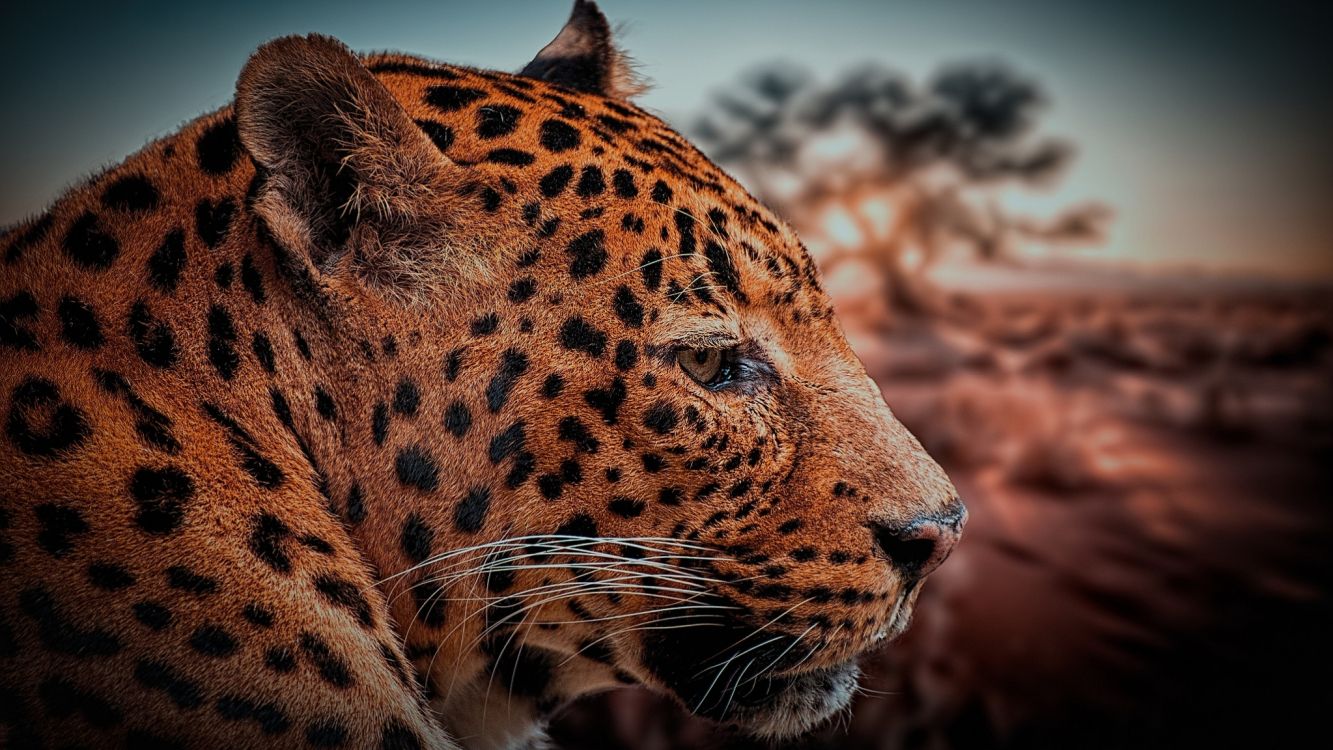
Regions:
[[676, 348, 727, 386]]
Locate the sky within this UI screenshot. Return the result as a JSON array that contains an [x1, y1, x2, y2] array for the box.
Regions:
[[1, 0, 1329, 278]]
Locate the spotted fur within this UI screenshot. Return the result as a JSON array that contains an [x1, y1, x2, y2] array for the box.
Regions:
[[0, 3, 961, 748]]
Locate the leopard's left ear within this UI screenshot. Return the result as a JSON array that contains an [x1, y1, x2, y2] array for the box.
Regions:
[[520, 0, 647, 100]]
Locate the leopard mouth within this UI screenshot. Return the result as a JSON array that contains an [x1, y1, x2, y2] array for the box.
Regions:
[[634, 586, 922, 738]]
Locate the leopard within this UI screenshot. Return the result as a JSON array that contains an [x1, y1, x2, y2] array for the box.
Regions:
[[0, 2, 965, 748]]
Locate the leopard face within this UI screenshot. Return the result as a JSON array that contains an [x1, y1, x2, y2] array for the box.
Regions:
[[0, 2, 962, 747]]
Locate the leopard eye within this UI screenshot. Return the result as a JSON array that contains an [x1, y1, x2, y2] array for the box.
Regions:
[[676, 348, 727, 387]]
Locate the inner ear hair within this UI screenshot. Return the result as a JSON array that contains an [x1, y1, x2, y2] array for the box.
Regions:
[[236, 33, 457, 294]]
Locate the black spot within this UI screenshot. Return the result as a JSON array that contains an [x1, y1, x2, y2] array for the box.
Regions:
[[372, 402, 390, 446], [299, 633, 354, 688], [414, 119, 455, 152], [614, 340, 638, 371], [306, 719, 350, 747], [454, 486, 491, 533], [314, 386, 337, 421], [612, 286, 645, 328], [643, 401, 680, 434], [87, 562, 135, 590], [7, 376, 91, 458], [539, 216, 561, 237], [252, 332, 276, 373], [166, 565, 218, 596], [265, 646, 297, 673], [63, 211, 120, 270], [584, 377, 627, 425], [190, 623, 237, 657], [293, 329, 313, 360], [576, 166, 605, 197], [621, 212, 646, 234], [393, 378, 420, 417], [148, 229, 187, 293], [243, 603, 275, 628], [128, 300, 179, 368], [557, 416, 600, 453], [477, 104, 522, 138], [134, 658, 202, 709], [609, 497, 646, 518], [34, 503, 88, 557], [508, 277, 537, 303], [480, 187, 502, 212], [206, 304, 241, 380], [202, 402, 284, 489], [133, 601, 172, 630], [542, 373, 565, 398], [704, 241, 745, 300], [425, 84, 485, 112], [559, 316, 607, 357], [53, 296, 104, 350], [215, 695, 290, 735], [249, 512, 295, 573], [651, 180, 673, 204], [597, 113, 635, 133], [413, 583, 448, 628], [540, 165, 575, 197], [380, 720, 424, 750], [778, 519, 803, 534], [537, 119, 580, 153], [471, 312, 500, 336], [488, 421, 527, 463], [195, 197, 235, 249], [241, 254, 266, 304], [486, 148, 535, 166], [396, 445, 440, 492], [612, 169, 638, 198], [537, 473, 564, 499], [345, 483, 366, 524], [400, 514, 434, 564], [658, 487, 683, 505], [102, 174, 159, 212], [130, 465, 194, 534], [486, 348, 530, 412], [214, 262, 234, 288], [555, 513, 598, 540], [0, 291, 40, 350], [641, 453, 666, 473], [444, 347, 465, 382], [641, 248, 663, 290], [443, 400, 472, 438], [197, 117, 240, 175], [313, 575, 375, 628]]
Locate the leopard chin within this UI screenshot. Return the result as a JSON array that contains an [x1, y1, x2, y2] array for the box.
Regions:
[[725, 660, 862, 739]]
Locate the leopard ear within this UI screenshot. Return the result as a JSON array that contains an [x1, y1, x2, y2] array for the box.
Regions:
[[236, 34, 459, 293], [520, 0, 647, 100]]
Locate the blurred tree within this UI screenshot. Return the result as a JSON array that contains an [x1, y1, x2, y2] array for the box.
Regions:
[[694, 61, 1110, 318]]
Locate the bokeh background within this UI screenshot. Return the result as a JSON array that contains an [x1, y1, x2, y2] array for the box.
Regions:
[[4, 1, 1331, 747]]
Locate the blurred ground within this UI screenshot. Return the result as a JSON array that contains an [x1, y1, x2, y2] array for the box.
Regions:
[[549, 275, 1333, 749]]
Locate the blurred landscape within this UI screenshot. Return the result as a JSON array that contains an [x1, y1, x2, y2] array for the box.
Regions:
[[550, 54, 1333, 749]]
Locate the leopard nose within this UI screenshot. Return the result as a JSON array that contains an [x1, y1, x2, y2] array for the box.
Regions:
[[871, 499, 966, 580]]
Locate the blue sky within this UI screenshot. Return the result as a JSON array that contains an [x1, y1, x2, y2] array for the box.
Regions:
[[2, 0, 1328, 276]]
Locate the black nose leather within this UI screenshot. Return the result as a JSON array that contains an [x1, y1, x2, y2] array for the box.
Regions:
[[873, 500, 966, 579]]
